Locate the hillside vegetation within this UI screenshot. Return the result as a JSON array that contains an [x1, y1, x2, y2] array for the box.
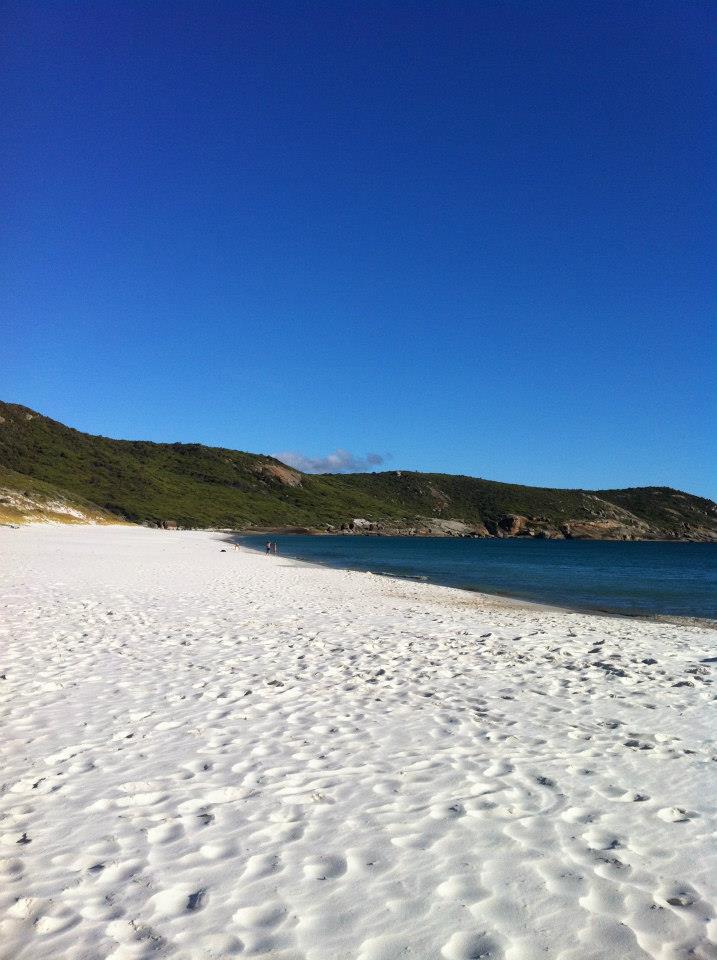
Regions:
[[1, 402, 715, 540], [0, 465, 121, 526]]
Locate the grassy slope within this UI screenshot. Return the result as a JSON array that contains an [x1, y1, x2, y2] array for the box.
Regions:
[[1, 401, 715, 535], [330, 471, 605, 523], [0, 465, 121, 524], [596, 487, 717, 537], [0, 403, 402, 527]]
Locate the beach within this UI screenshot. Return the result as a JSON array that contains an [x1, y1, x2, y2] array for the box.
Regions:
[[1, 525, 715, 960]]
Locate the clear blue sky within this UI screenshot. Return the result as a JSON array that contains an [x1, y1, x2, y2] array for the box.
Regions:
[[2, 1, 714, 496]]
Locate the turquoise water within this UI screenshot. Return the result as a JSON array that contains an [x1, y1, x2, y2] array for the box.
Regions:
[[240, 535, 717, 619]]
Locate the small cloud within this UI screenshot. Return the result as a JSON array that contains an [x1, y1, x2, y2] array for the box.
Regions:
[[275, 448, 389, 474]]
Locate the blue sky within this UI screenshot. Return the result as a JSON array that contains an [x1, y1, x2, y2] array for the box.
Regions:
[[2, 1, 714, 496]]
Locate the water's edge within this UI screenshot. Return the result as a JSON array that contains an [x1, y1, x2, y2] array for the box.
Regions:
[[234, 535, 717, 627]]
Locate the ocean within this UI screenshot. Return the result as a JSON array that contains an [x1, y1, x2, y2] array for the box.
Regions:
[[240, 535, 717, 619]]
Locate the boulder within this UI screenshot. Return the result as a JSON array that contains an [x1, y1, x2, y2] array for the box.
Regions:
[[497, 514, 528, 536]]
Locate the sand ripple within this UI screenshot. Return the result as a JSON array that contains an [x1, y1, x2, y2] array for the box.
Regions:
[[0, 526, 715, 959]]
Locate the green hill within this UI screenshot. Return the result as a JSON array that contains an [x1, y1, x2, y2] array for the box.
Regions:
[[1, 401, 715, 540], [0, 464, 121, 526]]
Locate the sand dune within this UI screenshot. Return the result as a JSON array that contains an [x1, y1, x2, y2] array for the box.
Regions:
[[0, 526, 714, 959]]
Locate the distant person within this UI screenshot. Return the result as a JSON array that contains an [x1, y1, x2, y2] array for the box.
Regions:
[[272, 541, 278, 555], [265, 541, 272, 554]]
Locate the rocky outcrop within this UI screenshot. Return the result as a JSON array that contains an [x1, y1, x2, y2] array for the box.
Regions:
[[333, 517, 489, 537], [327, 510, 717, 542], [497, 514, 528, 536], [351, 518, 372, 530], [255, 463, 302, 487]]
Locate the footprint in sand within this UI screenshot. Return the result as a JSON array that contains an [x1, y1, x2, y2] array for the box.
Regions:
[[186, 888, 207, 911], [302, 853, 347, 879], [656, 806, 695, 823], [441, 930, 504, 959], [34, 906, 81, 936], [560, 807, 601, 824], [0, 858, 24, 883], [464, 798, 500, 819], [655, 880, 711, 917], [240, 853, 282, 882], [436, 876, 488, 903], [621, 791, 650, 803], [358, 934, 415, 959], [200, 839, 239, 860], [150, 884, 209, 920], [199, 933, 245, 955], [233, 901, 286, 929], [483, 760, 513, 778], [147, 821, 184, 844], [430, 801, 466, 819], [581, 827, 622, 851]]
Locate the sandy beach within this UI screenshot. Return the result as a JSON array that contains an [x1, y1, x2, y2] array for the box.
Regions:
[[0, 525, 715, 960]]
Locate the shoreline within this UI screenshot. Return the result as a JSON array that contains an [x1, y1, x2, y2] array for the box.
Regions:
[[1, 524, 715, 959], [3, 522, 714, 626], [233, 533, 717, 629]]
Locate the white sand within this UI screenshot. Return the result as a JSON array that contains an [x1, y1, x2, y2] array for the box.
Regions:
[[0, 526, 715, 960]]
